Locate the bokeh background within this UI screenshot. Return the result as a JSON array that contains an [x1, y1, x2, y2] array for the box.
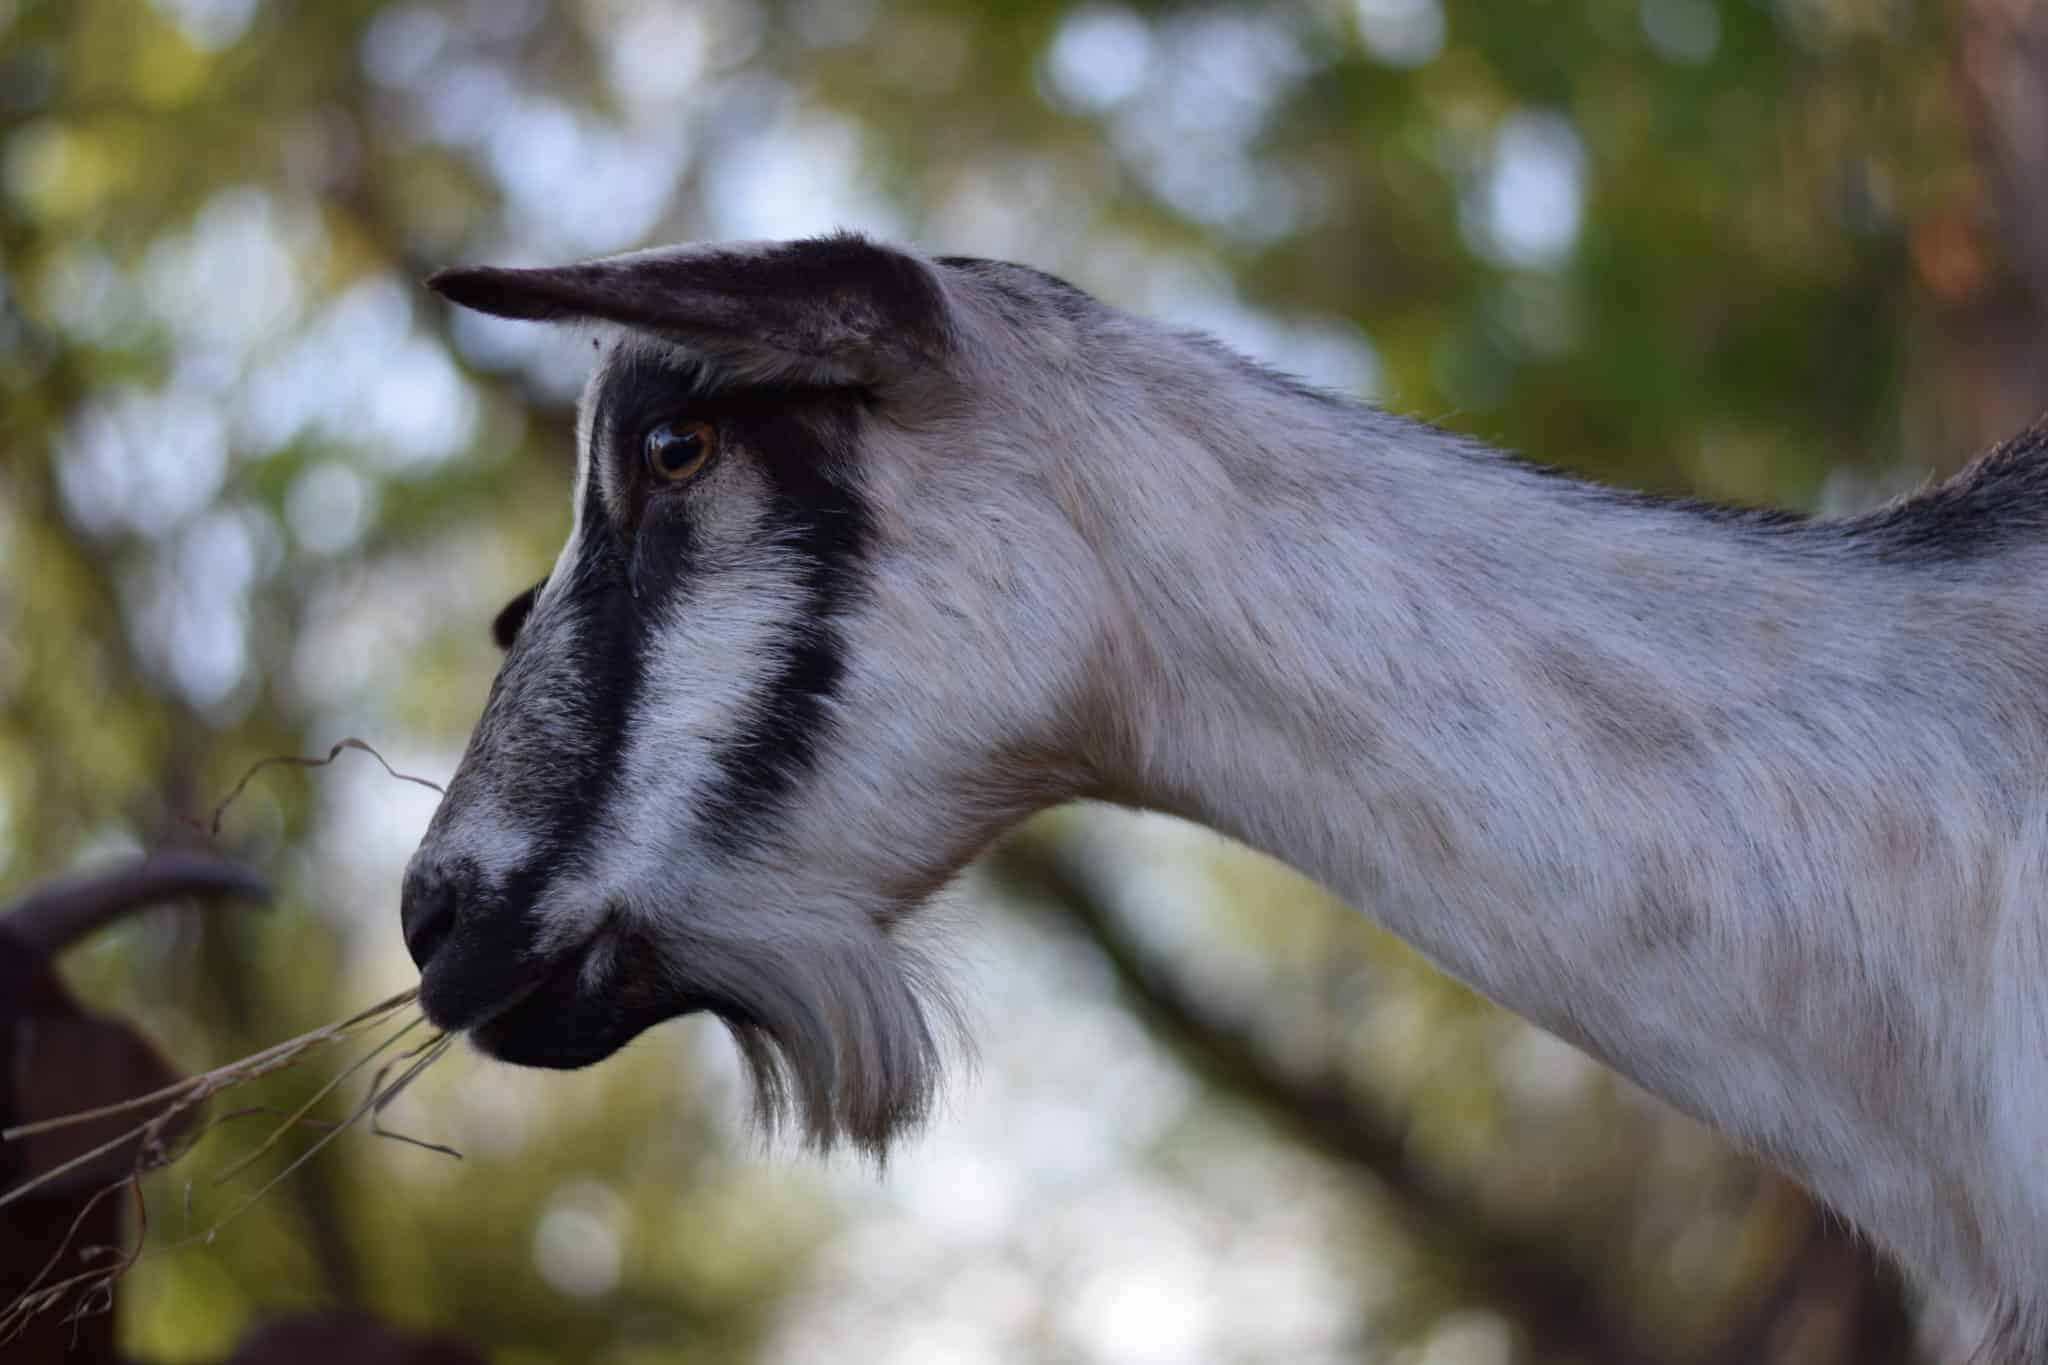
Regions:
[[4, 0, 2047, 1361]]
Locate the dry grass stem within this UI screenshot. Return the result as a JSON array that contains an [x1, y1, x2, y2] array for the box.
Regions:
[[0, 994, 461, 1342], [2, 735, 459, 1340], [204, 737, 444, 837]]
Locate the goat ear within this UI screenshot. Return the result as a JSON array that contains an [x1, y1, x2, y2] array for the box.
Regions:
[[426, 232, 954, 385], [491, 580, 542, 651]]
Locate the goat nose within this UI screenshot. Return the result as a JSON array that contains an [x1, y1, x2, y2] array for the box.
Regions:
[[400, 857, 466, 971]]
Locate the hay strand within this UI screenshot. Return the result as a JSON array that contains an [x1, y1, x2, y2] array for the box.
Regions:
[[0, 995, 459, 1343], [205, 737, 444, 837], [2, 734, 462, 1342]]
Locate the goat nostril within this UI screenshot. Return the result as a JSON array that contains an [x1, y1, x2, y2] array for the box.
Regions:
[[400, 862, 461, 971]]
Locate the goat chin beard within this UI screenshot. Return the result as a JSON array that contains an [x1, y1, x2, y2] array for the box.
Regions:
[[681, 920, 962, 1158]]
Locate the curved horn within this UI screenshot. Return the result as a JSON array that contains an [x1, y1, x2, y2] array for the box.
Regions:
[[2, 852, 270, 956]]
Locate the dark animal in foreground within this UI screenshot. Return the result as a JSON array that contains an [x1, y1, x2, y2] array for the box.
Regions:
[[0, 855, 480, 1365]]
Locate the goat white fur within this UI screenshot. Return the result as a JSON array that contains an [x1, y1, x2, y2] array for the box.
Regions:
[[406, 235, 2048, 1361]]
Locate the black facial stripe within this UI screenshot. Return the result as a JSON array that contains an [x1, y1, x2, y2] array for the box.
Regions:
[[694, 402, 872, 854], [506, 352, 871, 878], [489, 487, 646, 907]]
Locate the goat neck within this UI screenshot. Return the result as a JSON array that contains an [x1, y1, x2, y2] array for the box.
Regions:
[[1055, 353, 2048, 1350]]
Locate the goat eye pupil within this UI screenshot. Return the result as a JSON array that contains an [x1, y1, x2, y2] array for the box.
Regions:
[[656, 430, 698, 468], [646, 421, 714, 481]]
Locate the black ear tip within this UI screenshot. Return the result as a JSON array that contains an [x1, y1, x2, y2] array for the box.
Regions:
[[423, 265, 482, 298], [424, 265, 567, 321]]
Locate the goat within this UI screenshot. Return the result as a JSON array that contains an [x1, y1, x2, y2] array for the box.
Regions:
[[2, 854, 266, 1363], [405, 232, 2048, 1362], [1, 856, 486, 1365], [222, 1313, 482, 1365]]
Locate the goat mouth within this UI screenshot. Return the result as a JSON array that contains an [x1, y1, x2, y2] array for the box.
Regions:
[[415, 900, 624, 1034], [446, 957, 561, 1031], [415, 933, 574, 1034], [460, 934, 708, 1071]]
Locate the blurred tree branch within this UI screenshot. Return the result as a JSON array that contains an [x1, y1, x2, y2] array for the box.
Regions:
[[1693, 1193, 1916, 1365], [988, 817, 1919, 1365], [987, 821, 1660, 1365]]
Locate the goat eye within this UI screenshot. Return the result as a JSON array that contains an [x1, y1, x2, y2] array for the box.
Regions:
[[644, 419, 718, 483]]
